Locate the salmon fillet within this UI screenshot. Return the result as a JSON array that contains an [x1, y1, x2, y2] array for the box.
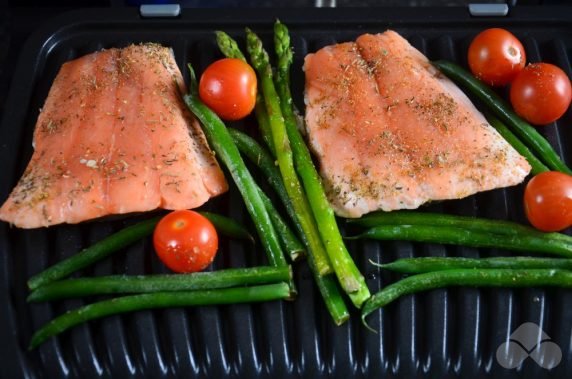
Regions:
[[0, 43, 227, 228], [304, 31, 531, 218]]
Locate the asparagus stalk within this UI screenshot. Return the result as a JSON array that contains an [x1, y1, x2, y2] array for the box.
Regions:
[[216, 32, 347, 322], [215, 29, 349, 320], [257, 185, 305, 261], [230, 128, 349, 324], [245, 28, 333, 276], [273, 21, 370, 307], [215, 31, 275, 156], [231, 128, 339, 264]]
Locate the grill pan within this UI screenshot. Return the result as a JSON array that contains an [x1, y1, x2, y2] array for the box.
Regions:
[[1, 7, 572, 378]]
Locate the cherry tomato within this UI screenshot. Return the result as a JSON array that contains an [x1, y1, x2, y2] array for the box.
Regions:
[[523, 171, 572, 232], [153, 210, 218, 273], [468, 28, 526, 87], [199, 58, 257, 121], [510, 62, 572, 125]]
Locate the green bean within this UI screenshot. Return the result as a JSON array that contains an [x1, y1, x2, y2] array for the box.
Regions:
[[231, 129, 325, 261], [215, 31, 275, 156], [245, 28, 332, 276], [486, 114, 549, 175], [27, 209, 270, 292], [375, 256, 572, 274], [362, 269, 572, 327], [272, 22, 370, 307], [230, 129, 294, 223], [433, 60, 571, 174], [27, 216, 162, 291], [350, 224, 572, 258], [183, 64, 286, 269], [257, 187, 305, 261], [199, 211, 254, 243], [230, 129, 349, 323], [347, 210, 572, 245], [29, 282, 290, 350], [27, 266, 291, 302]]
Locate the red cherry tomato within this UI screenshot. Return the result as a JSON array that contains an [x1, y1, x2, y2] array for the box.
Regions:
[[510, 62, 572, 125], [523, 171, 572, 232], [153, 210, 218, 273], [468, 28, 526, 87], [199, 58, 257, 121]]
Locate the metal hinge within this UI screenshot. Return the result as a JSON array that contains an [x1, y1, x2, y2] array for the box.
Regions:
[[140, 4, 181, 18], [315, 0, 336, 8], [468, 3, 510, 17]]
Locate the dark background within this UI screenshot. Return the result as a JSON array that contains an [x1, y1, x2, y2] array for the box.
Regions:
[[0, 0, 570, 116]]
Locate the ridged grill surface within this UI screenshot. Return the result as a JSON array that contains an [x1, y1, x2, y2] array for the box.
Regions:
[[1, 7, 571, 378]]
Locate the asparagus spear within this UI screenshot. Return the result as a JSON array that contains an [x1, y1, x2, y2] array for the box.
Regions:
[[245, 28, 333, 276], [215, 30, 275, 156], [230, 128, 349, 324], [215, 30, 349, 321], [272, 21, 370, 307], [257, 185, 305, 261]]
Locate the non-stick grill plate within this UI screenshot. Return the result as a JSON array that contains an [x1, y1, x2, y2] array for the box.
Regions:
[[1, 7, 571, 378]]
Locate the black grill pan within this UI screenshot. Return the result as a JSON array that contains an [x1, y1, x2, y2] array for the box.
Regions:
[[1, 7, 572, 378]]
